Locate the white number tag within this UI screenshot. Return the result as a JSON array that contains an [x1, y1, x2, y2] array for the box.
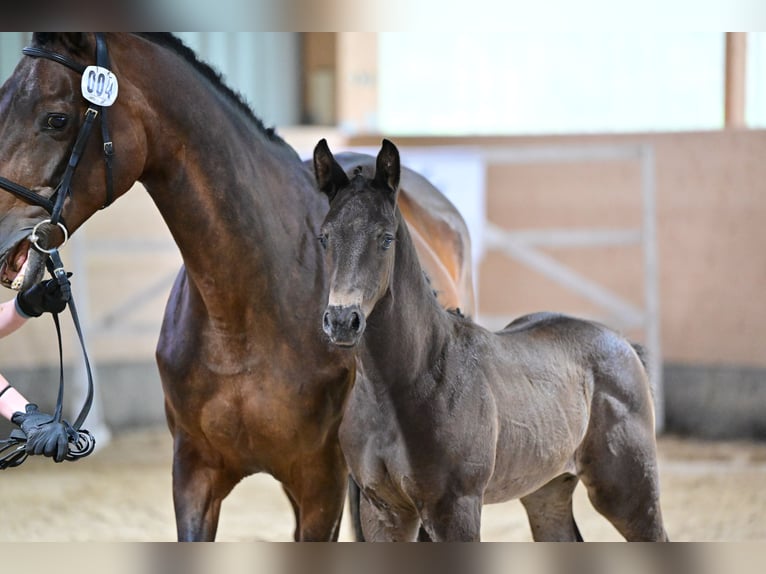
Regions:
[[81, 65, 119, 107]]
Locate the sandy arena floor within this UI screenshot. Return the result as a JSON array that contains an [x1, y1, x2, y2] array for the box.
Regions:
[[0, 426, 764, 542]]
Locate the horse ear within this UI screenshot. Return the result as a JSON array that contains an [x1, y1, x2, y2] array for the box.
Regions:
[[375, 139, 400, 196], [313, 138, 350, 202]]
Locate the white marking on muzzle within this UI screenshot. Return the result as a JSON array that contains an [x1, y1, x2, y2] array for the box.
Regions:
[[327, 289, 364, 309]]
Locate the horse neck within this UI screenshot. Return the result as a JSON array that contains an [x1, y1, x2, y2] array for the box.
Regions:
[[130, 40, 327, 320], [358, 209, 452, 387]]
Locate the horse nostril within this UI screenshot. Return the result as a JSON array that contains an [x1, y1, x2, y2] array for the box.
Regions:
[[350, 311, 361, 333], [323, 310, 332, 331]]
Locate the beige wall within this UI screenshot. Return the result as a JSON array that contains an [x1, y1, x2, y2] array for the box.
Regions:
[[350, 130, 766, 369]]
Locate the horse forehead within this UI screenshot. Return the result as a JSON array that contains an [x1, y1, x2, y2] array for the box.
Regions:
[[6, 58, 77, 103], [332, 189, 393, 227]]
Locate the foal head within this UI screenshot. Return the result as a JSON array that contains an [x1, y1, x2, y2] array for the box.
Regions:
[[313, 138, 401, 347]]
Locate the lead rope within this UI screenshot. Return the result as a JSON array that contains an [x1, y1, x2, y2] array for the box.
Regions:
[[0, 249, 96, 469]]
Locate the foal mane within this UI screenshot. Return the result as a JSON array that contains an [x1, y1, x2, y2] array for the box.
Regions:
[[422, 269, 464, 318]]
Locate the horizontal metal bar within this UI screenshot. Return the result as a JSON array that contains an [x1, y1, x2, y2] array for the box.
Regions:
[[480, 144, 645, 165], [487, 227, 642, 249], [90, 270, 178, 331]]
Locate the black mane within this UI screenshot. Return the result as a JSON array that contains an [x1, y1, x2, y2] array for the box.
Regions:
[[34, 32, 285, 145], [135, 34, 285, 145]]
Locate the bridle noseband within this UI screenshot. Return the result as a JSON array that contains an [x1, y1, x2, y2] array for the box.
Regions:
[[0, 32, 115, 231]]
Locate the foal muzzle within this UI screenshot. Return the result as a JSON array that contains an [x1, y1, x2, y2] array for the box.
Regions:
[[323, 304, 365, 347]]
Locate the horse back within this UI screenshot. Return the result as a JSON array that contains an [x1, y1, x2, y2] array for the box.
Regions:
[[498, 312, 654, 418]]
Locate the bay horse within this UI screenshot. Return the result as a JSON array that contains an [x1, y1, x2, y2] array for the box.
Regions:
[[0, 33, 474, 541], [314, 138, 669, 542]]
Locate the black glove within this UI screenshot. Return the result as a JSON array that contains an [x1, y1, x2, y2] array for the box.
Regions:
[[15, 275, 71, 318], [11, 404, 73, 463]]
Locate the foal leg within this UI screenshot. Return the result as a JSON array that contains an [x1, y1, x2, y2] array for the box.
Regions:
[[360, 495, 421, 542], [577, 412, 668, 541], [520, 473, 583, 541], [421, 494, 483, 542]]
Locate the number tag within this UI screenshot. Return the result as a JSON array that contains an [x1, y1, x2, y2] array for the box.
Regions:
[[81, 65, 119, 107]]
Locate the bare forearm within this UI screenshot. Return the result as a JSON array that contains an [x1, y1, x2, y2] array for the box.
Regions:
[[0, 376, 28, 421], [0, 297, 27, 338]]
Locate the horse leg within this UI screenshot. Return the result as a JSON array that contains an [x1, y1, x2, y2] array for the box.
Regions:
[[421, 494, 483, 542], [281, 449, 348, 541], [520, 473, 583, 541], [171, 431, 238, 541], [348, 477, 430, 541], [577, 408, 669, 541], [359, 493, 421, 541], [282, 486, 301, 541]]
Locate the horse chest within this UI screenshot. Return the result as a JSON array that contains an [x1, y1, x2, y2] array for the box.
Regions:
[[341, 382, 498, 513]]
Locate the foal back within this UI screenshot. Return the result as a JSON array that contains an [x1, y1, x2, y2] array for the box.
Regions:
[[490, 313, 667, 541]]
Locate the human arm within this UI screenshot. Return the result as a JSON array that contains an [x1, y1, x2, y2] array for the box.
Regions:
[[0, 274, 74, 461], [0, 274, 71, 338], [0, 375, 29, 420], [0, 298, 28, 338]]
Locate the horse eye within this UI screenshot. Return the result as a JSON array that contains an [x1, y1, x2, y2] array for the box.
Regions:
[[318, 233, 328, 249], [381, 234, 395, 250], [46, 114, 68, 130]]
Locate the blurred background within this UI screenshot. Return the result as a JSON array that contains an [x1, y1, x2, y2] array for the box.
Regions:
[[0, 32, 764, 443]]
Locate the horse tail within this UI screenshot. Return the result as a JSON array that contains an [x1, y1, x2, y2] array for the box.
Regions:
[[631, 342, 648, 371], [630, 341, 656, 403]]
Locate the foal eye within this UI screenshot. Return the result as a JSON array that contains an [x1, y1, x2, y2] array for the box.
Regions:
[[45, 114, 68, 130], [381, 234, 395, 250], [318, 233, 328, 249]]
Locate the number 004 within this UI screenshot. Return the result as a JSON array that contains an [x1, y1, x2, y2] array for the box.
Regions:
[[87, 70, 109, 96]]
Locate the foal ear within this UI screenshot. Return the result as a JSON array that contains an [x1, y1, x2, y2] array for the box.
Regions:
[[313, 138, 350, 202], [374, 139, 401, 196]]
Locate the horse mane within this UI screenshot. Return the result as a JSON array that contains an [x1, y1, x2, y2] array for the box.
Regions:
[[34, 33, 286, 146], [421, 263, 466, 318], [135, 34, 286, 145]]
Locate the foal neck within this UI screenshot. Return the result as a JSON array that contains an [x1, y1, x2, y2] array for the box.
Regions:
[[360, 209, 453, 383]]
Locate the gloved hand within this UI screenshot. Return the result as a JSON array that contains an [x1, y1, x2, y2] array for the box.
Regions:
[[15, 274, 71, 318], [11, 404, 73, 463]]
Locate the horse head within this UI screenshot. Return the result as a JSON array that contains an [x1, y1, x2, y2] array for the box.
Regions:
[[0, 33, 147, 290], [314, 138, 401, 347]]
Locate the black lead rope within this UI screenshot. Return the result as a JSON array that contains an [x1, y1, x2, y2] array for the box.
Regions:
[[0, 249, 96, 469]]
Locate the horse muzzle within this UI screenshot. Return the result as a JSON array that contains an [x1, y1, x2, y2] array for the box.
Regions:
[[323, 304, 365, 347]]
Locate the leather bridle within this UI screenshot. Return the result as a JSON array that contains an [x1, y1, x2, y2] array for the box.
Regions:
[[0, 33, 120, 468], [0, 32, 115, 229]]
